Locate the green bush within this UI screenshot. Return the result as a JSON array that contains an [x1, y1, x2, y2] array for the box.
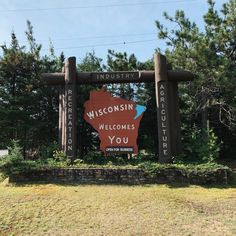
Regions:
[[8, 140, 23, 160], [46, 151, 70, 167], [0, 140, 23, 168], [0, 142, 231, 183], [174, 125, 221, 164], [0, 140, 39, 176], [37, 142, 72, 166], [0, 137, 226, 179], [81, 151, 107, 164], [138, 161, 229, 177], [79, 151, 157, 166], [38, 141, 59, 162], [53, 150, 66, 161]]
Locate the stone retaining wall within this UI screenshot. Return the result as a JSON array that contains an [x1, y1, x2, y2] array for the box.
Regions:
[[9, 167, 230, 185]]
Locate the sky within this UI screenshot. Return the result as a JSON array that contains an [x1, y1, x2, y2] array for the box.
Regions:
[[0, 0, 228, 64]]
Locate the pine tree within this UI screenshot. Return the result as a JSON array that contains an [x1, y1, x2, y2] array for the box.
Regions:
[[155, 0, 236, 158], [77, 52, 103, 156], [0, 21, 64, 157]]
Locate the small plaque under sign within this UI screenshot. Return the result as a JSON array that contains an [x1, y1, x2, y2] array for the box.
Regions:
[[105, 147, 134, 153]]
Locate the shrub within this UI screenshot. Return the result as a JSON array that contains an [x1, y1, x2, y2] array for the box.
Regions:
[[0, 140, 23, 167], [0, 140, 39, 176], [38, 141, 59, 161], [138, 161, 230, 178], [8, 140, 23, 160], [53, 150, 67, 162], [80, 151, 157, 165], [45, 150, 70, 167], [82, 151, 107, 164], [174, 125, 221, 164]]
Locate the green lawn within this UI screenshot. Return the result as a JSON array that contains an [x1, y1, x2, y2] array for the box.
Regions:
[[0, 183, 235, 236]]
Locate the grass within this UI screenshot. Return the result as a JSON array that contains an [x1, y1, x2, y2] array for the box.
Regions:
[[0, 183, 235, 236]]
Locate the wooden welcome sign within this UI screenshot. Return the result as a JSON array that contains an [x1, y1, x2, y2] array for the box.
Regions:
[[84, 89, 146, 154], [43, 53, 194, 163]]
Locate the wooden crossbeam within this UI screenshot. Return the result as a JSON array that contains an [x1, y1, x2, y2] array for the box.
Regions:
[[42, 70, 193, 85]]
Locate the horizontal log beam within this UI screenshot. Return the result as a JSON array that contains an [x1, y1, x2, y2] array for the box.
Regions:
[[77, 71, 154, 84], [42, 70, 194, 85], [168, 70, 194, 82], [42, 73, 64, 85]]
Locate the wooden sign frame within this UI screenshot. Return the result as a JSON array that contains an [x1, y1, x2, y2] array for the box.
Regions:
[[43, 53, 194, 163]]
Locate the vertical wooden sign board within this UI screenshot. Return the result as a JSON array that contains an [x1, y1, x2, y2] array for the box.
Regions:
[[155, 54, 172, 163], [155, 54, 183, 163], [63, 57, 77, 162]]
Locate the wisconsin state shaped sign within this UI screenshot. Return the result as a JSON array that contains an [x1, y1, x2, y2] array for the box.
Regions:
[[84, 89, 146, 154]]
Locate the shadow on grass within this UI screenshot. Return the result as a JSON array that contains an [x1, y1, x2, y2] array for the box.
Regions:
[[4, 178, 236, 189], [3, 169, 236, 189], [166, 182, 236, 189]]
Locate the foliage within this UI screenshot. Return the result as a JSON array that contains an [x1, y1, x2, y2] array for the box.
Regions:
[[106, 50, 138, 100], [7, 139, 23, 160], [0, 141, 230, 186], [0, 140, 24, 172], [44, 149, 70, 167], [0, 1, 235, 161], [0, 140, 38, 176], [38, 141, 59, 161], [81, 151, 105, 164], [155, 0, 236, 158], [0, 138, 224, 177], [0, 21, 64, 155], [105, 51, 157, 154], [174, 125, 222, 164], [53, 149, 67, 162], [38, 143, 70, 166], [76, 52, 103, 156], [0, 143, 229, 178], [138, 161, 230, 179], [77, 151, 156, 166]]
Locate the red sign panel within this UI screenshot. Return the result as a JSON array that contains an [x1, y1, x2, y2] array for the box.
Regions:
[[84, 89, 146, 154]]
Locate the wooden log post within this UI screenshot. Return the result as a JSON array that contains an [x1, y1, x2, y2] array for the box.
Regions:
[[58, 85, 64, 149], [155, 54, 171, 163], [168, 81, 182, 156], [154, 53, 182, 163], [63, 57, 77, 163]]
